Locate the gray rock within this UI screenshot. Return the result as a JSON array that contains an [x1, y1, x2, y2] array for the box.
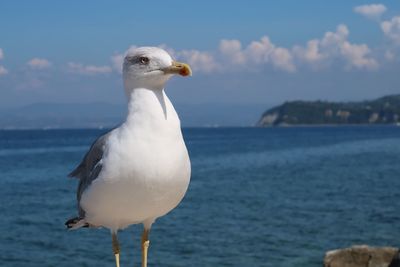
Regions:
[[389, 250, 400, 267], [324, 245, 399, 267]]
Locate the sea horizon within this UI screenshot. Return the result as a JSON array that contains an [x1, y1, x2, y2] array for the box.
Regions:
[[1, 124, 399, 131]]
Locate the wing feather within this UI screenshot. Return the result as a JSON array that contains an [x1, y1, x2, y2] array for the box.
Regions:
[[68, 129, 114, 217]]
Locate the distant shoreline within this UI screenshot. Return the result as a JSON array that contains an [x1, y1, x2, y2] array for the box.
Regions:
[[257, 94, 400, 127], [1, 124, 400, 131], [258, 123, 400, 128]]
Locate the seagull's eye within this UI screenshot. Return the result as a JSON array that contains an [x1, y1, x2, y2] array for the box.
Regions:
[[139, 56, 150, 65]]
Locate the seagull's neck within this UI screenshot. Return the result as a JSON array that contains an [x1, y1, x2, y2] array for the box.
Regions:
[[123, 87, 179, 130]]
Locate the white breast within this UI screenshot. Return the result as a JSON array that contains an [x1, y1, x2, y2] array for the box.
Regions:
[[80, 88, 191, 230]]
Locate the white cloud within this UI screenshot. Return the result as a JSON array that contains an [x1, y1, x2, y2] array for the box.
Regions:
[[118, 42, 295, 74], [111, 54, 124, 74], [246, 37, 275, 64], [219, 40, 246, 65], [320, 24, 349, 48], [109, 27, 381, 76], [0, 49, 7, 76], [159, 45, 220, 73], [219, 37, 296, 72], [269, 47, 296, 72], [384, 50, 395, 61], [381, 16, 400, 44], [27, 58, 51, 69], [354, 4, 387, 20], [67, 62, 112, 75], [340, 42, 378, 70], [294, 24, 378, 70], [176, 50, 219, 73], [0, 65, 8, 76], [293, 39, 325, 68], [245, 37, 296, 72]]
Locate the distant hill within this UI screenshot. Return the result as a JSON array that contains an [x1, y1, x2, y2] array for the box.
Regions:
[[0, 102, 268, 129], [257, 95, 400, 126], [0, 102, 125, 129]]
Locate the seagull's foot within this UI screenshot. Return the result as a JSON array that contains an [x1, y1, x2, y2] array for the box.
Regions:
[[141, 229, 150, 267], [142, 240, 150, 267], [112, 232, 121, 267], [114, 253, 120, 267]]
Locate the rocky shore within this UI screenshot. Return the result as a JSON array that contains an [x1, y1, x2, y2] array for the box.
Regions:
[[324, 245, 400, 267], [257, 95, 400, 126]]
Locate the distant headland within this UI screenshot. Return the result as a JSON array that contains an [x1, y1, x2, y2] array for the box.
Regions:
[[257, 95, 400, 127]]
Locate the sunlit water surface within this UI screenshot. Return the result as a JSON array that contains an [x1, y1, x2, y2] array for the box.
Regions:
[[1, 127, 399, 267]]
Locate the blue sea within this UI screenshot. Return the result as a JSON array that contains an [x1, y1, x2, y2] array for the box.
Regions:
[[1, 126, 400, 267]]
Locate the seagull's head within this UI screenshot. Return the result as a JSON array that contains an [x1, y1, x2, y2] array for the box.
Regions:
[[123, 47, 192, 91]]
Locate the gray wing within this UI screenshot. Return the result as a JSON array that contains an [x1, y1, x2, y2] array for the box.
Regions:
[[69, 129, 114, 217]]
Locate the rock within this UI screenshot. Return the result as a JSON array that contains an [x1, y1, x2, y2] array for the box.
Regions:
[[324, 245, 399, 267], [256, 112, 279, 126], [389, 250, 400, 267]]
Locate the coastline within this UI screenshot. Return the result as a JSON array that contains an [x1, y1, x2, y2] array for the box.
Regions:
[[1, 123, 400, 131]]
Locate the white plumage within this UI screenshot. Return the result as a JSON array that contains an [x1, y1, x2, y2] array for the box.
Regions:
[[81, 87, 191, 230]]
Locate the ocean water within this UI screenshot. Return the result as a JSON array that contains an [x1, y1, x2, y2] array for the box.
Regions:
[[0, 126, 400, 267]]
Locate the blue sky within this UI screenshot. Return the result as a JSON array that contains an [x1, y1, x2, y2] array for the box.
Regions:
[[1, 0, 400, 110]]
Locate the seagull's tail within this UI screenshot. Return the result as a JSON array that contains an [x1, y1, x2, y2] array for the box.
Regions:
[[65, 217, 89, 230]]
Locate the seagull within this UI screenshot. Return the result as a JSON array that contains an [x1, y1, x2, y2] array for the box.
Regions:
[[65, 47, 192, 267]]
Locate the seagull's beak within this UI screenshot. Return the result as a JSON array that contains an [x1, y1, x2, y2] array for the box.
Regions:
[[162, 61, 192, 77]]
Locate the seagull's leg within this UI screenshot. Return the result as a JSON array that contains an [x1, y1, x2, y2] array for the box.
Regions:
[[141, 228, 150, 267], [112, 231, 121, 267]]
